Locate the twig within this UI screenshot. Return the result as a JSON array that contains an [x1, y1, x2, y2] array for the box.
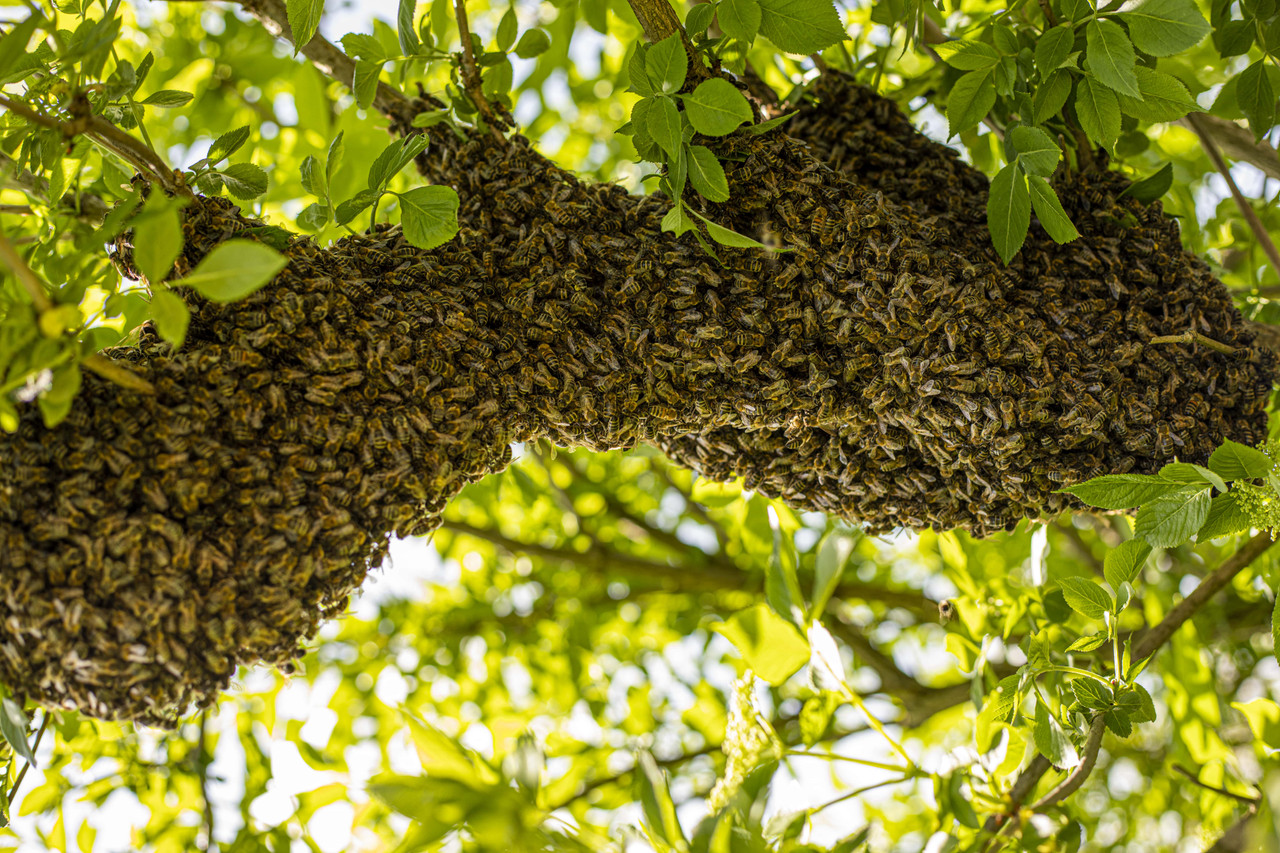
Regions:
[[1172, 764, 1261, 807], [0, 152, 109, 223], [1149, 330, 1237, 357], [440, 518, 935, 614], [549, 742, 720, 810], [0, 93, 184, 195], [1030, 713, 1107, 809], [452, 0, 503, 137], [1188, 112, 1280, 285], [1204, 809, 1260, 853], [83, 354, 155, 395], [989, 532, 1278, 843]]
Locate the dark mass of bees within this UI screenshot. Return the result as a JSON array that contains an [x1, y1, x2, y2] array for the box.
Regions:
[[658, 73, 1276, 532], [0, 71, 1273, 724]]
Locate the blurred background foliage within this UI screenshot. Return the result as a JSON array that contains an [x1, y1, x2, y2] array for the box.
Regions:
[[0, 0, 1279, 850]]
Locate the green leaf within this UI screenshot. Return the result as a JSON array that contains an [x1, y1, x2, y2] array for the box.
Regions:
[[1034, 700, 1081, 769], [326, 130, 345, 189], [208, 125, 250, 163], [1198, 491, 1254, 540], [1036, 24, 1075, 72], [747, 112, 795, 134], [140, 89, 194, 108], [1121, 0, 1210, 57], [756, 0, 846, 55], [705, 219, 767, 248], [1071, 677, 1115, 710], [133, 195, 184, 286], [513, 28, 550, 58], [398, 0, 422, 55], [1159, 461, 1228, 493], [647, 95, 683, 158], [217, 163, 268, 199], [1115, 67, 1200, 122], [0, 15, 43, 82], [495, 8, 518, 52], [1085, 19, 1140, 97], [686, 145, 730, 202], [987, 162, 1031, 264], [1233, 697, 1280, 745], [297, 202, 330, 231], [1034, 70, 1073, 124], [1066, 633, 1109, 652], [1059, 577, 1113, 620], [1120, 163, 1173, 202], [627, 46, 653, 97], [150, 288, 190, 347], [341, 32, 389, 61], [661, 200, 697, 235], [947, 69, 997, 138], [1011, 126, 1062, 177], [935, 41, 1000, 71], [1061, 473, 1180, 509], [335, 188, 379, 225], [812, 531, 854, 618], [1027, 175, 1079, 243], [353, 59, 381, 110], [369, 135, 430, 191], [719, 0, 763, 43], [1209, 439, 1274, 480], [1135, 487, 1213, 548], [686, 2, 715, 35], [286, 0, 325, 52], [180, 239, 288, 303], [1076, 75, 1122, 148], [684, 78, 754, 136], [0, 698, 33, 765], [646, 34, 686, 94], [397, 186, 459, 250], [637, 753, 686, 847], [1104, 708, 1133, 737], [714, 603, 810, 685], [1237, 60, 1276, 140], [1104, 539, 1151, 589], [1120, 684, 1157, 723], [406, 715, 498, 783], [300, 154, 322, 197]]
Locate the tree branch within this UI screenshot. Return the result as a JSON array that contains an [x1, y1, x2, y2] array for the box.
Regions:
[[1181, 113, 1280, 181], [1030, 713, 1107, 810], [1132, 531, 1276, 662], [1187, 112, 1280, 286]]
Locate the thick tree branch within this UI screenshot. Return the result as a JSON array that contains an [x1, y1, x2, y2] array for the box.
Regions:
[[1181, 113, 1280, 181]]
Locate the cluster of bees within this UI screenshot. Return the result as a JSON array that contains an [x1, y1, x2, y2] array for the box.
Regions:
[[0, 72, 1272, 723], [658, 73, 1275, 533]]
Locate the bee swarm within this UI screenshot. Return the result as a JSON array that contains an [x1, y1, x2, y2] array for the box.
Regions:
[[0, 74, 1271, 724]]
